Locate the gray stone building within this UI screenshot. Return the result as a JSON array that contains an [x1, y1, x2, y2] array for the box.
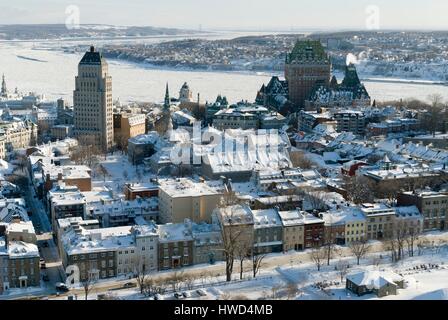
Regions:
[[252, 209, 283, 254]]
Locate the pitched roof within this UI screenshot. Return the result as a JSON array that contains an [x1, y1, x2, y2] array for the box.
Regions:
[[287, 40, 330, 64], [347, 270, 403, 289], [79, 46, 105, 65]]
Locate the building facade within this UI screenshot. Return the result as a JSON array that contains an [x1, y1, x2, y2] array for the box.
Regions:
[[285, 40, 331, 109], [278, 211, 305, 251], [397, 191, 447, 231], [333, 110, 366, 135], [158, 223, 194, 271], [7, 241, 40, 289], [361, 203, 396, 240], [158, 178, 223, 224], [113, 113, 146, 149], [253, 209, 283, 254], [74, 46, 113, 152]]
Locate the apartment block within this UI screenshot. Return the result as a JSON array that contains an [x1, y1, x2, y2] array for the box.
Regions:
[[397, 191, 447, 231]]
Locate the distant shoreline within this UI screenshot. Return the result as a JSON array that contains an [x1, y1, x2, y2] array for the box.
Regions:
[[105, 55, 448, 86], [361, 77, 447, 87]]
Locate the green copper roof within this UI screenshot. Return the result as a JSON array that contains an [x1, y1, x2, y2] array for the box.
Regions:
[[286, 40, 330, 64]]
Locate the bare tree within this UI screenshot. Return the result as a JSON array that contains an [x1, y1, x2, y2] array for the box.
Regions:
[[114, 132, 129, 155], [336, 260, 349, 282], [424, 94, 444, 136], [344, 176, 374, 204], [235, 241, 251, 280], [183, 273, 197, 291], [271, 285, 281, 299], [97, 164, 109, 183], [290, 151, 314, 169], [286, 283, 299, 300], [303, 191, 328, 212], [142, 278, 156, 297], [133, 256, 148, 294], [252, 248, 267, 278], [218, 191, 247, 282], [71, 134, 103, 167], [15, 153, 28, 173], [81, 270, 97, 300], [404, 226, 420, 258], [383, 239, 399, 263], [152, 278, 167, 295], [376, 180, 401, 205], [348, 240, 371, 265], [167, 271, 184, 292], [389, 220, 407, 262], [309, 246, 326, 271], [323, 218, 339, 266], [122, 170, 129, 180]]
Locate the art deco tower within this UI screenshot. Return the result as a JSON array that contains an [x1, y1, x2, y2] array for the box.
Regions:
[[74, 46, 113, 152], [1, 74, 7, 97]]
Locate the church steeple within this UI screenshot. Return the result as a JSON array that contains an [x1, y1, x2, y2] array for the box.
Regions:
[[164, 83, 170, 110], [1, 74, 7, 97]]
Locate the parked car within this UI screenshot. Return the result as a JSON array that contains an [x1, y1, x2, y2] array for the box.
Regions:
[[196, 289, 207, 297], [55, 282, 69, 292], [182, 291, 191, 298], [154, 294, 164, 300], [174, 292, 183, 299], [123, 282, 136, 289]]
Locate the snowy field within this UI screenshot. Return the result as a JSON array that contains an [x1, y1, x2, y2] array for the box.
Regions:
[[91, 153, 156, 195]]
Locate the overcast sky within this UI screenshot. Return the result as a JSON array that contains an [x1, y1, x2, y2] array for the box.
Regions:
[[0, 0, 446, 31]]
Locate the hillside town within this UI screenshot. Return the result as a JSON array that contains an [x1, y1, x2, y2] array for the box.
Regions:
[[0, 38, 447, 301], [92, 31, 448, 82]]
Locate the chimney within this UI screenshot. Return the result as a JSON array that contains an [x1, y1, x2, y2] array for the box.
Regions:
[[90, 45, 95, 53], [57, 172, 63, 182]]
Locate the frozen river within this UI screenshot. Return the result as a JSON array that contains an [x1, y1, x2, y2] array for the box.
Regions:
[[0, 36, 447, 105]]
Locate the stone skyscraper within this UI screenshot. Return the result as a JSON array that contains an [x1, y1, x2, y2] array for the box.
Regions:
[[285, 40, 331, 109], [74, 46, 113, 152], [1, 74, 7, 97]]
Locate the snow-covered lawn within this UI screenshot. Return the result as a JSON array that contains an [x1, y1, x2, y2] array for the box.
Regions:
[[189, 248, 448, 301], [92, 153, 156, 193], [50, 247, 448, 300]]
